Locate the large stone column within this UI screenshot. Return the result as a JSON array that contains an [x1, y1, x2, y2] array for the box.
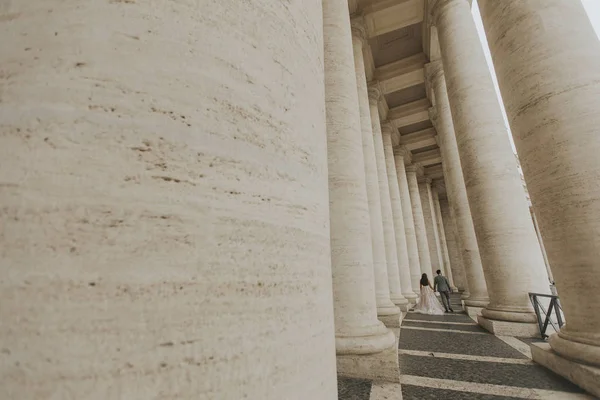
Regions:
[[432, 0, 549, 334], [324, 0, 395, 361], [426, 63, 488, 308], [479, 0, 600, 392], [432, 185, 457, 290], [0, 1, 338, 398], [418, 178, 444, 276], [368, 86, 409, 309], [405, 166, 434, 279], [394, 148, 422, 293], [439, 198, 469, 292], [381, 122, 418, 304], [351, 20, 401, 325]]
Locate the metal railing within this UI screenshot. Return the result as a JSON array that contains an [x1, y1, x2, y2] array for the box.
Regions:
[[528, 292, 565, 339]]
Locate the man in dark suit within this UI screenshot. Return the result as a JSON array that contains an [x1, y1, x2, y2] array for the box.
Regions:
[[434, 269, 454, 313]]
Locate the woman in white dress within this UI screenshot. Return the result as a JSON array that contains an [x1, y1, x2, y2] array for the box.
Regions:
[[413, 273, 446, 315]]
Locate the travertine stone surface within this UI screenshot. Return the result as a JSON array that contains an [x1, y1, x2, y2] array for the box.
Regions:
[[351, 20, 400, 320], [432, 187, 457, 290], [0, 0, 338, 398], [405, 166, 434, 279], [394, 149, 422, 294], [381, 123, 417, 303], [324, 0, 395, 355], [439, 198, 468, 292], [433, 0, 548, 322], [426, 63, 487, 306], [418, 178, 443, 275], [369, 87, 408, 307], [479, 0, 600, 367]]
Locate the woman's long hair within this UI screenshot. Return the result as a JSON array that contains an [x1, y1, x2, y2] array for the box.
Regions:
[[420, 273, 429, 287]]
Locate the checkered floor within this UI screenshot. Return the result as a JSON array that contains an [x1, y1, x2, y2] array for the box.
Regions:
[[338, 294, 593, 400]]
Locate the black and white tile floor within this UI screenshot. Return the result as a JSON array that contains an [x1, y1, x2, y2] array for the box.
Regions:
[[338, 294, 596, 400]]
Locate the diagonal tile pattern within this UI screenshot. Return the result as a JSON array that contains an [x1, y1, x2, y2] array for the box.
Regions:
[[338, 294, 595, 400]]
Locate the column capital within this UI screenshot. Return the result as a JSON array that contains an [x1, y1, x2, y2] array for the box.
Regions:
[[350, 17, 368, 46], [405, 164, 423, 175], [432, 179, 446, 193], [418, 175, 433, 185], [429, 107, 440, 130], [368, 81, 382, 105], [380, 120, 395, 136], [424, 61, 444, 86], [394, 145, 411, 158], [428, 0, 471, 26]]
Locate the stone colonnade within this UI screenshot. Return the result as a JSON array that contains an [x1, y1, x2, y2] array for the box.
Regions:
[[2, 0, 600, 397], [478, 0, 600, 395]]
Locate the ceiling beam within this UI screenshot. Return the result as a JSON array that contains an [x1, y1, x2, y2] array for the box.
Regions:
[[363, 0, 425, 38], [412, 148, 442, 166], [388, 98, 430, 128], [399, 127, 436, 151], [375, 53, 427, 95]]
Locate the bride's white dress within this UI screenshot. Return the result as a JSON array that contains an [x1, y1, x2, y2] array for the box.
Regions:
[[413, 285, 446, 315]]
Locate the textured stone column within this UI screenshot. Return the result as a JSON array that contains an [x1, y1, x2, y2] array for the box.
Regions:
[[394, 148, 422, 293], [324, 0, 395, 359], [426, 63, 488, 307], [479, 0, 600, 387], [351, 20, 400, 324], [439, 198, 469, 292], [0, 1, 338, 398], [418, 178, 444, 276], [381, 122, 418, 304], [433, 0, 549, 333], [368, 86, 409, 309], [432, 186, 457, 290], [405, 166, 434, 279]]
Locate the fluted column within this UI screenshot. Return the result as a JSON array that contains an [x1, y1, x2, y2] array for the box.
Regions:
[[432, 184, 457, 290], [439, 198, 469, 292], [418, 177, 444, 275], [324, 0, 394, 355], [381, 122, 418, 303], [432, 0, 549, 327], [368, 86, 408, 308], [0, 1, 338, 398], [351, 20, 400, 321], [479, 0, 600, 371], [426, 64, 487, 306], [394, 148, 422, 293], [405, 166, 434, 279]]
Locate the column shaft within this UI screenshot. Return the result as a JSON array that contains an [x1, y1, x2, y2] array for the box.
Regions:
[[382, 124, 417, 303], [439, 198, 469, 292], [351, 23, 399, 319], [418, 179, 444, 275], [369, 89, 408, 307], [0, 0, 338, 397], [479, 0, 600, 367], [324, 0, 394, 354], [405, 167, 434, 279], [394, 150, 422, 293], [432, 188, 457, 290], [426, 64, 488, 306], [434, 0, 548, 324]]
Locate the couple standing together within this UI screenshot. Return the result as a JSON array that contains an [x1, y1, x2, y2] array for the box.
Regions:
[[413, 270, 454, 315]]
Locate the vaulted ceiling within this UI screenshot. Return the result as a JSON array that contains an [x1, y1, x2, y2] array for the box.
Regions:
[[350, 0, 445, 181]]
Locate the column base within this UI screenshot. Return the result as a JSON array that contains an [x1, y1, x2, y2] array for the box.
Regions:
[[532, 342, 600, 398], [397, 303, 411, 312], [337, 332, 400, 383], [336, 327, 396, 355], [403, 292, 419, 304], [378, 312, 403, 328], [477, 316, 540, 338], [464, 304, 484, 318]]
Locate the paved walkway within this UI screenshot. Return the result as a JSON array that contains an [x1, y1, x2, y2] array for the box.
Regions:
[[338, 295, 595, 400]]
